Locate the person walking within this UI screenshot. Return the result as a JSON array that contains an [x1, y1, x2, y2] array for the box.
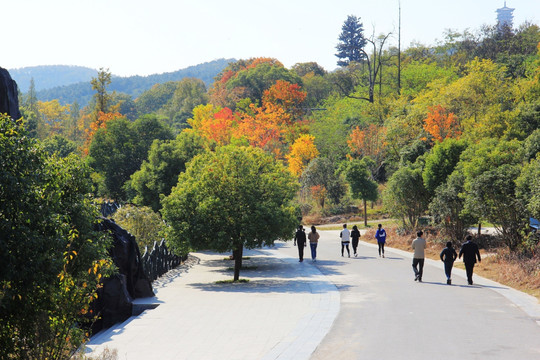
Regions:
[[294, 225, 307, 262], [351, 225, 361, 257], [340, 224, 351, 257], [440, 241, 458, 285], [459, 235, 481, 285], [375, 224, 387, 258], [411, 230, 426, 282], [308, 226, 320, 262]]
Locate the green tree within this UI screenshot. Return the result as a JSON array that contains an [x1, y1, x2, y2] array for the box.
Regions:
[[301, 157, 347, 209], [112, 204, 167, 254], [88, 115, 173, 200], [344, 157, 379, 226], [292, 62, 327, 77], [335, 15, 367, 67], [112, 92, 138, 121], [517, 157, 540, 223], [400, 60, 458, 97], [91, 68, 112, 114], [21, 77, 40, 138], [383, 165, 429, 230], [160, 78, 209, 131], [422, 138, 467, 197], [41, 134, 79, 157], [129, 130, 206, 212], [465, 164, 527, 250], [0, 115, 113, 359], [135, 82, 178, 115], [162, 146, 298, 281], [429, 172, 477, 242]]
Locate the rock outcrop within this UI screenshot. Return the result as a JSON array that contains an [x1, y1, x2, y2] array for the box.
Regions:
[[0, 67, 22, 120]]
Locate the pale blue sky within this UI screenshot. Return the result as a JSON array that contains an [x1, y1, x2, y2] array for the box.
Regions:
[[4, 0, 539, 77]]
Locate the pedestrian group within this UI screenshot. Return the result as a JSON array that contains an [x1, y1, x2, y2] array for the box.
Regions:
[[295, 223, 482, 285]]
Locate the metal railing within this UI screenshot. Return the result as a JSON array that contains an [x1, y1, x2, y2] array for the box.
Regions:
[[141, 239, 186, 281]]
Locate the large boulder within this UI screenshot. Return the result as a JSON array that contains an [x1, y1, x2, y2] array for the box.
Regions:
[[0, 67, 21, 120], [91, 218, 155, 333]]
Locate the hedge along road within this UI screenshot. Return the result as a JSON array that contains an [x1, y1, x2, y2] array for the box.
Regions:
[[285, 228, 540, 360]]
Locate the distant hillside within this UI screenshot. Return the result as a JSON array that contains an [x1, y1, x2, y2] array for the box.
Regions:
[[14, 59, 234, 107], [9, 65, 97, 92]]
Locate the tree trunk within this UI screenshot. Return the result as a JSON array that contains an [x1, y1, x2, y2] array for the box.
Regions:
[[363, 198, 368, 227], [233, 247, 243, 281], [477, 223, 482, 237]]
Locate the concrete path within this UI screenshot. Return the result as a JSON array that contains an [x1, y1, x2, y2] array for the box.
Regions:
[[84, 244, 339, 360], [85, 229, 540, 359]]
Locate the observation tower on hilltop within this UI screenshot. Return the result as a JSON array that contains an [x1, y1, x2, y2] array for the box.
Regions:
[[496, 1, 515, 29]]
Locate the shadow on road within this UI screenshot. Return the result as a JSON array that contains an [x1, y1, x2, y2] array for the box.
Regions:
[[349, 255, 378, 260], [381, 256, 404, 260], [420, 281, 508, 290]]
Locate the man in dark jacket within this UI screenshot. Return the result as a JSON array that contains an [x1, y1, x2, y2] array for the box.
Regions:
[[294, 225, 307, 262], [459, 235, 481, 285]]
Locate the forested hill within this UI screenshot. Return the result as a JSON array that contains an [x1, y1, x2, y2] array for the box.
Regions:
[[9, 65, 97, 92], [12, 59, 234, 106]]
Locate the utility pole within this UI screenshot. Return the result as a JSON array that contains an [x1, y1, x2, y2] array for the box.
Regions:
[[398, 0, 402, 95]]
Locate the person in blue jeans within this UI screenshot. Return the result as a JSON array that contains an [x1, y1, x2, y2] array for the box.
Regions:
[[308, 226, 320, 262], [440, 241, 457, 285], [375, 224, 386, 258]]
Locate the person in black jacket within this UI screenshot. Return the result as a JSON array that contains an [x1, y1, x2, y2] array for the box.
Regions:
[[459, 235, 481, 285], [351, 225, 361, 257], [440, 241, 458, 285], [294, 225, 307, 262]]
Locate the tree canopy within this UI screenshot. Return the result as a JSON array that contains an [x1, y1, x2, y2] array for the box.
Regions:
[[161, 146, 299, 280]]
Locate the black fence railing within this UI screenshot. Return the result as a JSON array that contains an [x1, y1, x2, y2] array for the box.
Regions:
[[141, 239, 186, 281]]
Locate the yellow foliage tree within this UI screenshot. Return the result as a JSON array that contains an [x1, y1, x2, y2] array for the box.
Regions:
[[37, 100, 71, 138], [286, 134, 319, 176]]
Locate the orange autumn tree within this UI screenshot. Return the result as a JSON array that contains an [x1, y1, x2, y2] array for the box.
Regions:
[[230, 80, 308, 157], [233, 105, 284, 156], [347, 124, 387, 176], [83, 111, 124, 155], [287, 134, 319, 176], [188, 104, 237, 146], [192, 77, 309, 160], [262, 80, 307, 123], [423, 105, 461, 143]]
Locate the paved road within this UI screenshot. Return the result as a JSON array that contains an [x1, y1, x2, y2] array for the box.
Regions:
[[296, 229, 540, 360], [85, 228, 540, 359]]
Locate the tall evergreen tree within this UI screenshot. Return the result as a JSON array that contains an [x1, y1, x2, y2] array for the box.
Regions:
[[335, 15, 367, 67], [22, 78, 40, 138], [91, 68, 112, 114]]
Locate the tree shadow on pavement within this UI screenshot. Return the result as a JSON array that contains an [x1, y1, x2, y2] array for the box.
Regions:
[[188, 278, 337, 294], [204, 255, 348, 278]]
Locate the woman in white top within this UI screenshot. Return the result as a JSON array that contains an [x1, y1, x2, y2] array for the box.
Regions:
[[340, 223, 351, 257]]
